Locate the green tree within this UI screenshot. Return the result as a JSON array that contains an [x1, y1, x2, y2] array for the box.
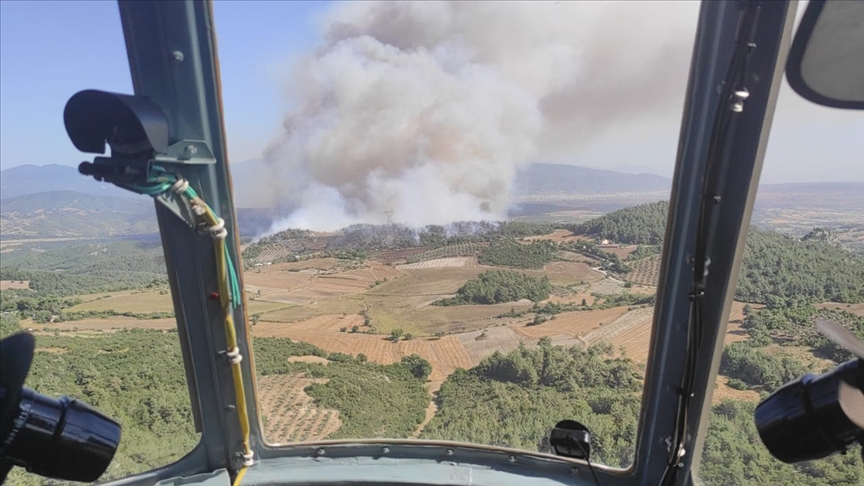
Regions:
[[401, 354, 432, 380]]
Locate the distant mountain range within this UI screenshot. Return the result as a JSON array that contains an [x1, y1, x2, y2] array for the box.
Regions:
[[1, 163, 861, 240], [513, 163, 671, 194], [0, 164, 131, 199], [0, 191, 158, 239]]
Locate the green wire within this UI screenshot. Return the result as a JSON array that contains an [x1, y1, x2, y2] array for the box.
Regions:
[[113, 170, 241, 309]]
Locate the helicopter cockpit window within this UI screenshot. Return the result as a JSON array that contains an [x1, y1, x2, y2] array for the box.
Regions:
[[696, 74, 864, 484], [215, 1, 710, 469], [0, 2, 201, 483]]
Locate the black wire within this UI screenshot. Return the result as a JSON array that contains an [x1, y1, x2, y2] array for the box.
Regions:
[[577, 442, 600, 486], [659, 4, 761, 485]]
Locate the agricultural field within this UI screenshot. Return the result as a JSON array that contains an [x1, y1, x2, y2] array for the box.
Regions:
[[522, 229, 587, 243], [524, 261, 604, 285], [247, 245, 295, 265], [396, 257, 475, 270], [68, 288, 174, 313], [512, 306, 631, 341], [712, 376, 760, 404], [601, 308, 654, 363], [404, 243, 484, 264], [627, 255, 661, 286], [258, 373, 342, 444], [27, 316, 177, 331], [456, 326, 529, 364], [252, 323, 472, 382], [0, 279, 29, 290], [553, 250, 595, 263], [601, 245, 639, 259]]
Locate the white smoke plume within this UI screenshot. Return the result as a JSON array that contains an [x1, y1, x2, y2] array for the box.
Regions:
[[261, 1, 698, 232]]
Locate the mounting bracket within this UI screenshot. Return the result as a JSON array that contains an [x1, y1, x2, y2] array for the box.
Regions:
[[64, 89, 217, 228]]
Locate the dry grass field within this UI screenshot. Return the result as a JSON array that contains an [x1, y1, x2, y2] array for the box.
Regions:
[[457, 327, 528, 365], [525, 261, 604, 285], [602, 246, 639, 259], [30, 317, 177, 331], [371, 267, 486, 296], [252, 322, 473, 382], [523, 230, 588, 243], [258, 373, 342, 444], [512, 307, 631, 340], [370, 298, 534, 335], [68, 289, 174, 313], [601, 309, 654, 363], [0, 280, 30, 290], [396, 257, 475, 270], [713, 376, 760, 404], [257, 297, 365, 323]]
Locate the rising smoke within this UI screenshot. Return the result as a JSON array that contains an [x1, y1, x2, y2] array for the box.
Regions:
[[261, 1, 698, 232]]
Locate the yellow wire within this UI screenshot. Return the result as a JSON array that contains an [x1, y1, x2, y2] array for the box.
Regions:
[[232, 466, 247, 486], [191, 197, 252, 469]]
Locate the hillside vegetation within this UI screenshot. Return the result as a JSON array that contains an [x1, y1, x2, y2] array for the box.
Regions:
[[736, 228, 864, 306], [0, 191, 158, 238], [574, 201, 864, 305], [740, 304, 864, 363], [421, 340, 641, 467], [575, 201, 669, 245], [1, 317, 429, 486], [0, 241, 166, 297], [1, 323, 199, 485]]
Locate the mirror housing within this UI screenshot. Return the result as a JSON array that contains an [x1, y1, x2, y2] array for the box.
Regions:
[[786, 0, 864, 110], [64, 90, 169, 156]]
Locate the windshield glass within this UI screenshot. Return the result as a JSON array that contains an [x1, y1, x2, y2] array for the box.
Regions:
[[215, 0, 702, 469], [0, 2, 201, 484], [697, 78, 864, 484]]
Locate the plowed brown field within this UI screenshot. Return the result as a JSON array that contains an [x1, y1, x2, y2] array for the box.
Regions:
[[457, 327, 527, 365], [0, 280, 29, 290], [252, 322, 473, 382], [512, 307, 631, 340]]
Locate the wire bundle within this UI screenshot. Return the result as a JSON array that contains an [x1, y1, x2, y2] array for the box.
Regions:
[[118, 166, 241, 308], [107, 166, 252, 478]]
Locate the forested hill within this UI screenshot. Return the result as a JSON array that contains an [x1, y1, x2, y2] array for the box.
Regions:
[[575, 201, 669, 245], [736, 228, 864, 306], [576, 201, 864, 306]]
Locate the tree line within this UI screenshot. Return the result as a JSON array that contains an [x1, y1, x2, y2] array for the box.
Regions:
[[433, 270, 553, 306]]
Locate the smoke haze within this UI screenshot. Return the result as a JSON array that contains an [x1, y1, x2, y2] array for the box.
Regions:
[[261, 1, 698, 232]]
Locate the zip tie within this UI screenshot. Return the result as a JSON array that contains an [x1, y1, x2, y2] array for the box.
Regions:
[[170, 178, 190, 195], [225, 347, 243, 364], [242, 451, 254, 466], [209, 218, 228, 240]]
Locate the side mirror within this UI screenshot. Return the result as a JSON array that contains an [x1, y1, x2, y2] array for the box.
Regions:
[[63, 90, 169, 156], [549, 420, 592, 460], [786, 0, 864, 110]]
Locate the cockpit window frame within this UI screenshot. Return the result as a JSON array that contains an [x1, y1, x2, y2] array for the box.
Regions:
[[97, 1, 798, 486]]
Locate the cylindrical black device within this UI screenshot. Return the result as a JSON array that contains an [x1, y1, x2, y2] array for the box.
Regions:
[[754, 358, 863, 464], [0, 333, 121, 483]]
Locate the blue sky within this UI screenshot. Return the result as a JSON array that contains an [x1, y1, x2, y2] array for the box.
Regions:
[[1, 1, 862, 184], [0, 0, 328, 170]]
